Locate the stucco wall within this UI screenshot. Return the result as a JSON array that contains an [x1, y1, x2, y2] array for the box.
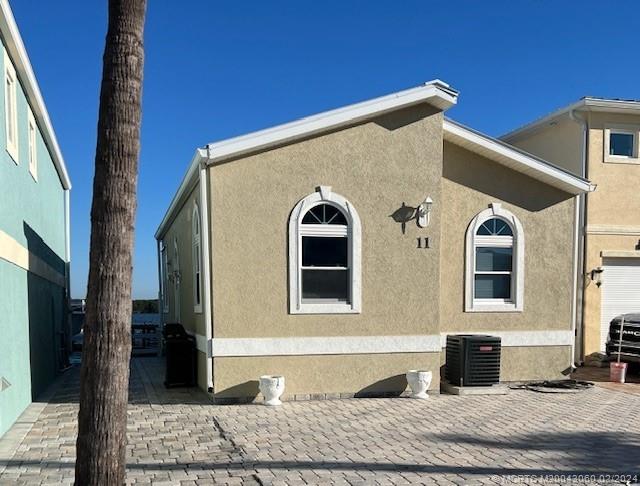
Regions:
[[0, 43, 67, 437], [213, 352, 440, 399], [505, 115, 584, 177], [209, 104, 444, 340], [440, 142, 577, 332], [585, 112, 640, 227], [582, 112, 640, 355], [159, 184, 209, 391], [159, 185, 206, 338]]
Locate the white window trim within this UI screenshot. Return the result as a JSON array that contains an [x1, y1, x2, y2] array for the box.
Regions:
[[173, 237, 181, 322], [161, 243, 169, 313], [192, 202, 203, 314], [465, 203, 524, 313], [604, 124, 640, 164], [27, 107, 37, 180], [4, 48, 18, 163], [288, 186, 361, 314]]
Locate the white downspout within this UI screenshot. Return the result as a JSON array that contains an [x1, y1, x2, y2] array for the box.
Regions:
[[569, 109, 588, 368], [63, 189, 72, 361], [198, 153, 214, 392]]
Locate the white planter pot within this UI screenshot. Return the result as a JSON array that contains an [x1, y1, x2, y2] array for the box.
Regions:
[[406, 370, 432, 399], [259, 375, 285, 406]]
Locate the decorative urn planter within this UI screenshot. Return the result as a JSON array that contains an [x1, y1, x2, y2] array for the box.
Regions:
[[406, 370, 432, 399], [259, 375, 285, 406]]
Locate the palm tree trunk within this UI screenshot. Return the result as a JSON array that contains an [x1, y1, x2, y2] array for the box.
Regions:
[[75, 0, 146, 484]]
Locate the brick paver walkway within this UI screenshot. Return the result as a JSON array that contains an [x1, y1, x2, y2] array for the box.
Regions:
[[0, 359, 639, 485]]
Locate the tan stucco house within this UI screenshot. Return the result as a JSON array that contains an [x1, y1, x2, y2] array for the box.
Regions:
[[504, 97, 640, 360], [155, 81, 594, 402]]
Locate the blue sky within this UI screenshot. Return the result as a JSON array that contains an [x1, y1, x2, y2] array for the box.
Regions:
[[12, 1, 639, 299]]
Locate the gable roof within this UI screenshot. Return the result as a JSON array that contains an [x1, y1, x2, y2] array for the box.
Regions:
[[156, 81, 594, 240], [444, 118, 594, 195], [0, 0, 70, 189], [501, 97, 640, 144], [156, 80, 459, 238]]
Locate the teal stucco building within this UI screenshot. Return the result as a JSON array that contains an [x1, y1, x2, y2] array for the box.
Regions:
[[0, 0, 71, 438]]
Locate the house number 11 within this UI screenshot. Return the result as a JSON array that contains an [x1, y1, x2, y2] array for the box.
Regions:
[[417, 237, 430, 249]]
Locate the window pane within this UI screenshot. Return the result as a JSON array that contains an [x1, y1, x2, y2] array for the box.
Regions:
[[475, 274, 511, 299], [302, 204, 347, 225], [302, 236, 347, 267], [610, 132, 634, 157], [476, 247, 512, 272], [302, 269, 349, 301], [476, 218, 513, 236]]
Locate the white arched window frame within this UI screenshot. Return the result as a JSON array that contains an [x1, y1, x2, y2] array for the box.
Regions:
[[192, 202, 203, 313], [465, 203, 524, 312], [288, 186, 361, 314]]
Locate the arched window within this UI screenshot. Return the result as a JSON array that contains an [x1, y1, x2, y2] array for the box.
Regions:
[[465, 203, 524, 312], [288, 186, 361, 314], [192, 202, 202, 313]]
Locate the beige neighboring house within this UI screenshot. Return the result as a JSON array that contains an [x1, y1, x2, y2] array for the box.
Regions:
[[155, 81, 594, 402], [503, 97, 640, 360]]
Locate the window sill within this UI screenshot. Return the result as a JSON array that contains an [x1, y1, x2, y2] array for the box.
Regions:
[[290, 303, 360, 315], [465, 302, 522, 313], [6, 146, 18, 165], [604, 155, 640, 165]]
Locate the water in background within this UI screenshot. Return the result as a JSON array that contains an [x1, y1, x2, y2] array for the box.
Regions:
[[132, 313, 160, 325]]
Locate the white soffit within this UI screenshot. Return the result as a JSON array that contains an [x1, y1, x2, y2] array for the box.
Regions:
[[0, 0, 70, 189], [443, 118, 594, 195]]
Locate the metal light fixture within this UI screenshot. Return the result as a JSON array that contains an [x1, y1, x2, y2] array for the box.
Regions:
[[417, 197, 433, 228], [590, 267, 604, 287]]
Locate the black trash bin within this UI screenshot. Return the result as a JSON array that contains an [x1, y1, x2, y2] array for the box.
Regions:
[[163, 323, 197, 388]]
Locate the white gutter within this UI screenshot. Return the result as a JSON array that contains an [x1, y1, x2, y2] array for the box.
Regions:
[[444, 119, 595, 195], [0, 0, 70, 189], [156, 81, 458, 239], [155, 149, 206, 240], [198, 156, 214, 392], [503, 97, 640, 143]]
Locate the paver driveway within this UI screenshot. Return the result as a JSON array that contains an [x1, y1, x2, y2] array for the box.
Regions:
[[0, 358, 639, 485]]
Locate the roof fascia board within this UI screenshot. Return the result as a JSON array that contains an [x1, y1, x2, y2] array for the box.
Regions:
[[0, 0, 70, 189], [157, 82, 459, 239], [444, 119, 594, 195], [501, 100, 585, 142], [502, 97, 640, 142], [205, 82, 458, 166], [155, 149, 206, 239]]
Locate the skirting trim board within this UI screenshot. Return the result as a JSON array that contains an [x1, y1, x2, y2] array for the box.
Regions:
[[206, 330, 573, 357], [0, 229, 65, 287]]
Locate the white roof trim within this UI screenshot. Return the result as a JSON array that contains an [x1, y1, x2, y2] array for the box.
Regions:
[[444, 118, 594, 195], [155, 148, 206, 239], [156, 81, 458, 239], [204, 80, 457, 165], [502, 97, 640, 143], [0, 0, 70, 189]]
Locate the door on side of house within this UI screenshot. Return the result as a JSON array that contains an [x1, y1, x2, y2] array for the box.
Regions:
[[600, 257, 640, 351]]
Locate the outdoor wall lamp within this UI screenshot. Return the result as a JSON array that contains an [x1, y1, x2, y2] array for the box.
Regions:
[[590, 267, 604, 287], [417, 197, 433, 228], [168, 269, 182, 285]]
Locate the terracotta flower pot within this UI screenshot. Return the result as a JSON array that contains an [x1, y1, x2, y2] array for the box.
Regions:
[[259, 375, 285, 406], [406, 370, 432, 399]]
